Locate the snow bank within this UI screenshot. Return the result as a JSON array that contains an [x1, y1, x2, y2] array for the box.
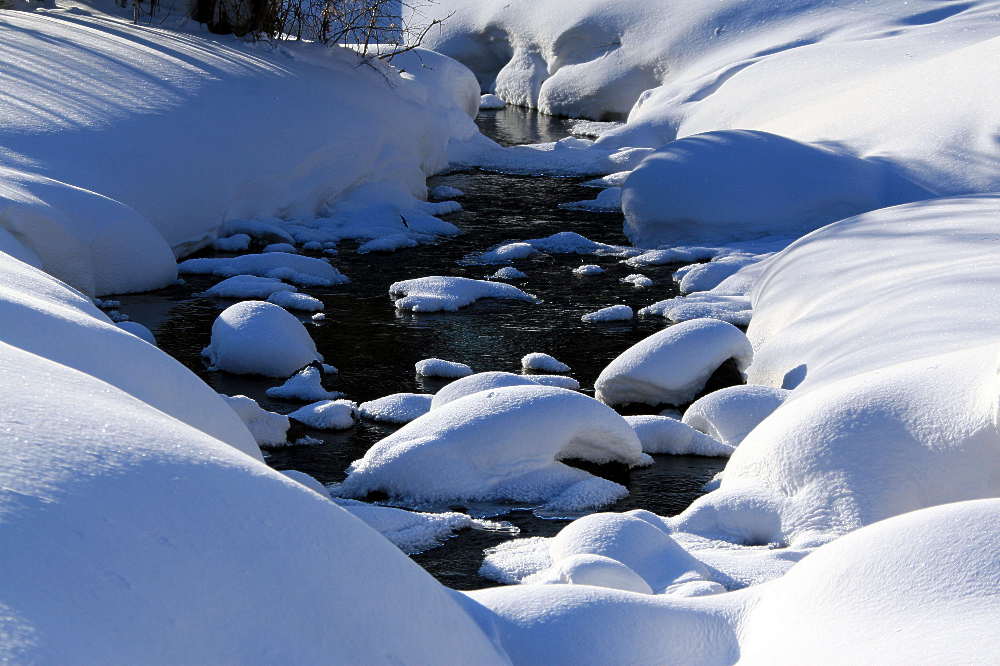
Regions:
[[581, 305, 633, 323], [180, 252, 348, 287], [390, 276, 536, 312], [415, 358, 473, 378], [624, 416, 733, 457], [1, 10, 482, 295], [222, 394, 289, 447], [288, 400, 357, 430], [521, 352, 570, 373], [265, 365, 339, 401], [595, 319, 752, 406], [341, 385, 650, 511], [682, 386, 790, 447], [203, 301, 322, 377], [358, 393, 434, 424]]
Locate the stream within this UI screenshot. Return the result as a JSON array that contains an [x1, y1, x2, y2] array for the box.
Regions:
[[117, 106, 725, 589]]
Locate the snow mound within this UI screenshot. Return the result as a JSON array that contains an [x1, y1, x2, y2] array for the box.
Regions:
[[624, 416, 733, 457], [595, 319, 752, 406], [527, 375, 581, 390], [288, 400, 358, 430], [356, 233, 421, 254], [212, 234, 251, 252], [415, 358, 473, 378], [266, 365, 339, 401], [640, 293, 753, 327], [203, 302, 322, 377], [682, 386, 790, 446], [201, 275, 297, 299], [267, 290, 324, 312], [332, 498, 496, 554], [560, 187, 622, 212], [264, 242, 297, 253], [222, 394, 289, 447], [522, 352, 570, 373], [528, 553, 653, 594], [479, 93, 507, 109], [116, 321, 156, 346], [341, 385, 651, 511], [430, 371, 567, 409], [390, 276, 536, 312], [621, 273, 653, 288], [430, 185, 465, 199], [492, 266, 528, 279], [675, 254, 766, 294], [622, 130, 931, 247], [179, 252, 348, 287], [358, 393, 434, 424], [582, 305, 633, 323], [573, 264, 605, 275], [477, 242, 538, 264]]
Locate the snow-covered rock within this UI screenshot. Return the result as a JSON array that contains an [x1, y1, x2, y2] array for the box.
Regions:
[[203, 301, 322, 377], [560, 187, 622, 213], [358, 393, 434, 424], [265, 365, 339, 401], [521, 352, 570, 373], [624, 416, 733, 457], [640, 293, 753, 327], [288, 400, 358, 430], [477, 242, 538, 264], [581, 305, 633, 323], [267, 290, 324, 312], [527, 375, 581, 390], [492, 266, 528, 279], [479, 93, 506, 109], [201, 275, 297, 299], [573, 264, 605, 276], [415, 358, 474, 378], [682, 385, 790, 447], [222, 394, 289, 447], [116, 321, 156, 345], [431, 371, 571, 409], [390, 275, 536, 312], [429, 185, 465, 199], [595, 319, 752, 406], [621, 273, 652, 288], [341, 386, 651, 511], [212, 234, 251, 252], [179, 253, 348, 287], [263, 242, 297, 253]]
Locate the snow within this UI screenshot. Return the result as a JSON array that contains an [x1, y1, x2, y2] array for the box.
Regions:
[[431, 371, 575, 409], [116, 321, 156, 346], [527, 375, 581, 390], [267, 290, 324, 312], [521, 353, 570, 373], [212, 234, 251, 252], [390, 276, 536, 312], [203, 301, 322, 377], [415, 358, 473, 378], [358, 393, 434, 424], [222, 394, 289, 447], [341, 385, 651, 511], [201, 275, 297, 299], [624, 416, 733, 457], [356, 233, 421, 254], [479, 93, 506, 109], [491, 266, 527, 279], [560, 187, 622, 213], [675, 254, 767, 294], [573, 264, 604, 276], [476, 242, 537, 264], [220, 219, 295, 244], [621, 273, 652, 288], [472, 232, 630, 265], [265, 365, 340, 401], [595, 319, 752, 406], [263, 242, 297, 253], [179, 253, 348, 287], [288, 400, 358, 430], [682, 386, 790, 447], [429, 185, 465, 199], [640, 293, 753, 327], [581, 305, 633, 323]]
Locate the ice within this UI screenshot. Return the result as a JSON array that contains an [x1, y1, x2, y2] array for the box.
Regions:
[[479, 93, 507, 109], [415, 358, 474, 378], [267, 290, 324, 312], [202, 302, 322, 378], [266, 365, 340, 401], [390, 276, 536, 312], [582, 305, 633, 323], [340, 385, 651, 511], [572, 264, 605, 276], [682, 386, 790, 446], [288, 400, 358, 430], [521, 352, 570, 373], [179, 252, 349, 287], [624, 416, 734, 457], [212, 234, 251, 252], [222, 394, 289, 447], [492, 266, 528, 279], [595, 319, 752, 406], [116, 321, 156, 346], [429, 185, 465, 199], [263, 242, 297, 253], [621, 273, 653, 288], [201, 275, 297, 299], [358, 393, 434, 424]]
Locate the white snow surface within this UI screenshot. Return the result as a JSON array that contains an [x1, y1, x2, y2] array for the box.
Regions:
[[358, 393, 434, 424], [430, 371, 576, 409], [415, 358, 474, 378], [222, 394, 290, 447], [203, 301, 322, 377], [521, 352, 570, 373], [179, 252, 348, 287], [116, 321, 156, 345], [201, 274, 297, 299], [572, 264, 604, 276], [341, 385, 651, 511], [265, 365, 339, 401], [682, 386, 790, 447], [390, 276, 536, 312], [479, 93, 506, 109], [595, 319, 752, 407], [581, 305, 633, 323], [267, 290, 324, 312], [624, 416, 733, 457], [491, 266, 527, 280], [288, 400, 358, 430]]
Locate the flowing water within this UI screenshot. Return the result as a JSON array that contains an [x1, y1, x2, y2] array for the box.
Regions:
[[117, 106, 725, 589]]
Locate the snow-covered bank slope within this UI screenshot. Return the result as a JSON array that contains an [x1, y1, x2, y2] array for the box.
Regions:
[[0, 9, 479, 294]]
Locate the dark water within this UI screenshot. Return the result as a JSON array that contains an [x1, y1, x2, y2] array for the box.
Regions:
[[117, 107, 724, 589]]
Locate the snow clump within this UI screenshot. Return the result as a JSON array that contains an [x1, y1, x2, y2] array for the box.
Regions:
[[521, 352, 570, 373], [266, 365, 340, 401], [390, 276, 536, 312], [179, 253, 348, 287], [202, 301, 322, 377], [358, 393, 434, 424], [415, 358, 474, 378], [288, 400, 358, 430], [582, 305, 633, 322], [222, 394, 289, 447]]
